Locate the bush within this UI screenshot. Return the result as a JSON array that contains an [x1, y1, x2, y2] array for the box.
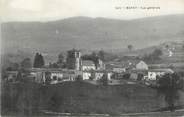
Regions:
[[157, 73, 184, 111], [75, 75, 83, 81], [99, 74, 108, 86], [123, 73, 130, 79]]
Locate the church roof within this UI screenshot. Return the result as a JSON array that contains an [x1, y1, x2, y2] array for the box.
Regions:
[[82, 60, 95, 66]]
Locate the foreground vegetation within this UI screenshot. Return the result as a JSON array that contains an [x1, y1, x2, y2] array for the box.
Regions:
[[1, 81, 171, 116]]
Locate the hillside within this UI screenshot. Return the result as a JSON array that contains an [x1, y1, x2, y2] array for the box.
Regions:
[[117, 41, 184, 65], [2, 14, 184, 54]]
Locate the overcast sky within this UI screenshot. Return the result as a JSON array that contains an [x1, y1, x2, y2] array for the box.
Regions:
[[1, 0, 184, 22]]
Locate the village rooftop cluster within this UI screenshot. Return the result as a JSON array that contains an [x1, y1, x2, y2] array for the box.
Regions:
[[5, 48, 177, 86]]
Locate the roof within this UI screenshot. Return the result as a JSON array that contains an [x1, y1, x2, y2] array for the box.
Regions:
[[137, 61, 147, 65], [131, 68, 148, 72], [149, 69, 174, 73], [6, 71, 18, 74], [82, 60, 95, 66], [121, 60, 143, 67], [123, 53, 139, 57], [27, 68, 76, 74], [68, 48, 80, 52], [83, 69, 113, 73]]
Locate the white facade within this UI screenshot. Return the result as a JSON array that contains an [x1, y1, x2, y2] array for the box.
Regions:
[[95, 72, 112, 80], [82, 72, 91, 80], [82, 60, 96, 71], [50, 72, 63, 79], [148, 72, 165, 80], [75, 57, 81, 70], [96, 59, 106, 70], [30, 69, 76, 83], [82, 65, 96, 71], [107, 73, 112, 80], [94, 72, 104, 80], [82, 71, 112, 81], [31, 71, 45, 83], [148, 69, 174, 80]]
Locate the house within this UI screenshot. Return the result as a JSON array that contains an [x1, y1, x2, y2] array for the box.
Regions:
[[106, 72, 113, 80], [82, 70, 112, 81], [136, 61, 148, 70], [50, 72, 63, 80], [96, 59, 106, 70], [113, 67, 126, 73], [6, 71, 18, 81], [82, 70, 101, 80], [148, 68, 174, 80], [105, 62, 126, 71], [129, 69, 148, 81], [94, 72, 104, 80], [82, 60, 96, 71], [82, 71, 92, 80], [30, 71, 44, 83], [130, 72, 138, 80], [93, 71, 112, 81], [29, 68, 81, 84], [111, 72, 125, 79]]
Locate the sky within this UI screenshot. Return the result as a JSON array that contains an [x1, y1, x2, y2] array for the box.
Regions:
[[0, 0, 184, 22]]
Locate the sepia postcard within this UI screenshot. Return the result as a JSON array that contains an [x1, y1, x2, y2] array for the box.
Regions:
[[1, 0, 184, 116]]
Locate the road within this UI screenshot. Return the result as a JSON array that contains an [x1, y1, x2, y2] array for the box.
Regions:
[[41, 109, 184, 117]]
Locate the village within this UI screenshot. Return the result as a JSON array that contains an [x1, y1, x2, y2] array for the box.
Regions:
[[5, 48, 178, 87], [1, 1, 184, 115]]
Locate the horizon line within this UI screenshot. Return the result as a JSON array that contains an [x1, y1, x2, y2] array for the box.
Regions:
[[2, 13, 184, 23]]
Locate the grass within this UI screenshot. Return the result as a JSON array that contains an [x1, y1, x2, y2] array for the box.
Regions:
[[1, 81, 181, 116]]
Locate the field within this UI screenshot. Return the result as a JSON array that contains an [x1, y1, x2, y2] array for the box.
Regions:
[[1, 81, 172, 116]]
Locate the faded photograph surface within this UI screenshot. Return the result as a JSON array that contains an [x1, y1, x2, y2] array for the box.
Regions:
[[1, 0, 184, 116]]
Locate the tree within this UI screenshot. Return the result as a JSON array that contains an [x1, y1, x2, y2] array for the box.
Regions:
[[137, 73, 144, 81], [33, 53, 39, 68], [6, 62, 19, 71], [142, 49, 163, 63], [57, 53, 65, 68], [49, 62, 59, 68], [39, 54, 45, 67], [45, 71, 51, 84], [127, 45, 133, 51], [165, 45, 169, 50], [57, 53, 64, 64], [157, 73, 184, 111], [16, 70, 23, 82], [21, 58, 32, 69], [99, 73, 108, 86], [123, 73, 130, 79], [152, 49, 163, 58], [75, 75, 83, 81], [82, 52, 99, 65], [98, 50, 105, 61], [33, 53, 45, 68]]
